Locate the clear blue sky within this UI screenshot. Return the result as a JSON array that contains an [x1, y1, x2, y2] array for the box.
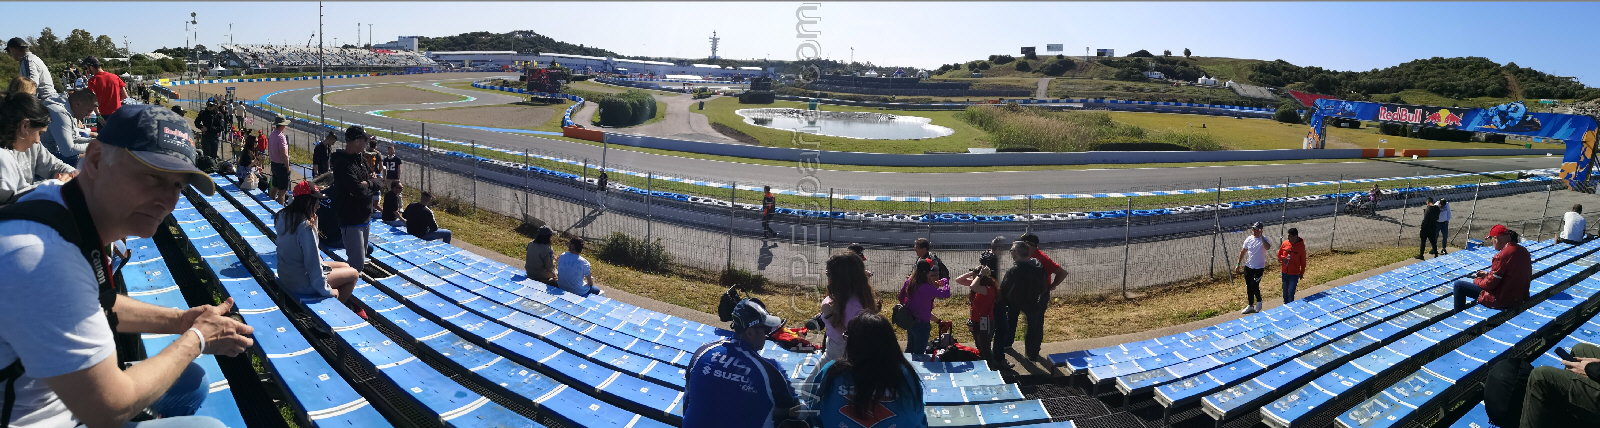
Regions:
[[7, 2, 1598, 85]]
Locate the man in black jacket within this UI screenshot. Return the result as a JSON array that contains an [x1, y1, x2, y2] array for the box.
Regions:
[[992, 240, 1044, 369], [313, 130, 336, 177], [193, 99, 225, 159], [331, 126, 377, 275], [1418, 197, 1440, 259], [1521, 343, 1600, 427]]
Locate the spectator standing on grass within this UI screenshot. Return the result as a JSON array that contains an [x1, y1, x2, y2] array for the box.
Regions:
[[1278, 228, 1307, 304], [979, 236, 1007, 283], [6, 38, 55, 99], [0, 92, 77, 205], [684, 299, 800, 427], [1236, 222, 1273, 314], [1419, 197, 1441, 259], [267, 117, 290, 204], [555, 238, 601, 296], [81, 57, 124, 118], [381, 181, 405, 227], [1520, 342, 1600, 427], [275, 181, 364, 319], [953, 265, 998, 360], [330, 125, 377, 275], [193, 99, 224, 160], [402, 191, 449, 243], [0, 104, 253, 427], [761, 185, 777, 238], [897, 258, 950, 354], [846, 242, 872, 278], [313, 130, 335, 176], [1016, 233, 1065, 362], [994, 240, 1045, 369], [820, 253, 876, 362], [912, 237, 951, 280], [1560, 204, 1591, 245], [1451, 225, 1531, 310], [524, 226, 557, 284], [40, 89, 97, 166], [1437, 198, 1452, 253], [803, 313, 927, 428]]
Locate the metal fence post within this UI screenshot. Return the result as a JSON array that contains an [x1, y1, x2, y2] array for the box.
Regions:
[[927, 192, 934, 242], [1537, 184, 1553, 241], [1331, 175, 1343, 252], [726, 181, 737, 270], [523, 151, 531, 220], [646, 173, 654, 244], [1122, 197, 1133, 299], [827, 188, 835, 254], [1281, 176, 1290, 235], [1026, 197, 1034, 234], [1397, 179, 1411, 244], [1211, 178, 1222, 278], [1463, 184, 1481, 247], [470, 141, 478, 216]]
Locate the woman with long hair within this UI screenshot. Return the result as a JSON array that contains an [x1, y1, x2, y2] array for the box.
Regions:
[[805, 313, 927, 427], [897, 257, 951, 354], [274, 181, 365, 318], [820, 252, 878, 362], [0, 91, 74, 204]]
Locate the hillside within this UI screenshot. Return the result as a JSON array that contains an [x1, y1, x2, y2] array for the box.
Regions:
[[418, 30, 618, 57]]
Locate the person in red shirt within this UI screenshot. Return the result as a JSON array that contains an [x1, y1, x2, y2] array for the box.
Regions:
[[1452, 224, 1531, 310], [1278, 228, 1307, 303], [953, 265, 997, 360], [81, 57, 125, 118]]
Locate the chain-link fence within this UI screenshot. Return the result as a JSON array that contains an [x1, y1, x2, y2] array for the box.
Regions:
[[166, 84, 1598, 300]]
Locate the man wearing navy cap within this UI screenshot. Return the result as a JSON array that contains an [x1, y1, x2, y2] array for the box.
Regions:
[[0, 104, 253, 427], [684, 299, 801, 427]]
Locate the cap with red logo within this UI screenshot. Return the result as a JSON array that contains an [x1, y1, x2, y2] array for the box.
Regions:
[[292, 181, 325, 199], [97, 104, 214, 195], [1485, 224, 1510, 239]]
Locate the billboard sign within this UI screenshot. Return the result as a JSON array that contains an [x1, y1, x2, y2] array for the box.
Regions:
[[1096, 49, 1115, 57], [1046, 44, 1064, 52], [1020, 46, 1036, 56]]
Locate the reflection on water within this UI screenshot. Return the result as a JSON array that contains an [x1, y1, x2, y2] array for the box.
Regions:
[[736, 108, 954, 140]]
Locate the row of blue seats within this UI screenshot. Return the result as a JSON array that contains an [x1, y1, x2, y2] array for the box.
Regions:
[[211, 174, 1063, 426], [169, 198, 390, 427], [1446, 306, 1600, 428], [121, 238, 247, 427], [1260, 241, 1600, 428], [1209, 241, 1591, 425], [1335, 266, 1600, 427], [182, 186, 538, 426], [206, 175, 677, 426]]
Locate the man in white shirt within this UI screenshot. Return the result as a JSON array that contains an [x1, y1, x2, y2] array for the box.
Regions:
[[1436, 199, 1452, 254], [1235, 221, 1275, 314], [555, 238, 601, 296], [1560, 204, 1591, 245]]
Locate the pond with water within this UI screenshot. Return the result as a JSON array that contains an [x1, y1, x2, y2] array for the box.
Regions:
[[736, 108, 954, 140]]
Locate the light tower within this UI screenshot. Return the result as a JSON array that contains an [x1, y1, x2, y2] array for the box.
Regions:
[[708, 31, 720, 60]]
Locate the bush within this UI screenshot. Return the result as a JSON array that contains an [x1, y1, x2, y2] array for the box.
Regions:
[[1274, 107, 1303, 124], [1127, 49, 1154, 58], [976, 61, 991, 70], [596, 231, 672, 272], [988, 54, 1015, 65], [958, 104, 1149, 152], [1111, 68, 1147, 81], [1014, 61, 1031, 72], [594, 90, 657, 127], [719, 266, 768, 292], [1038, 58, 1076, 76]]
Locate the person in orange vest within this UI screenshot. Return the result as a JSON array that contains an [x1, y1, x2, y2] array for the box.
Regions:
[[1278, 228, 1307, 303]]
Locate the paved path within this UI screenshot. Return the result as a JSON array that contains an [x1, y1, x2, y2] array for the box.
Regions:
[[616, 93, 742, 144], [1036, 77, 1051, 99]]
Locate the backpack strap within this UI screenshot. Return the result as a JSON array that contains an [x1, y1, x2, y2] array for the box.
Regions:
[[1, 360, 23, 428]]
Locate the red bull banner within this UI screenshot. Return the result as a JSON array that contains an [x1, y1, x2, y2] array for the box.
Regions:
[[1309, 98, 1600, 188]]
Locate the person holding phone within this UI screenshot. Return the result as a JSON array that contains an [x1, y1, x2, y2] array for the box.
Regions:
[[1520, 343, 1600, 427]]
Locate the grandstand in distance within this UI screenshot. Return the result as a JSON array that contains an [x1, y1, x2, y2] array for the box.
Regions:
[[218, 44, 436, 72]]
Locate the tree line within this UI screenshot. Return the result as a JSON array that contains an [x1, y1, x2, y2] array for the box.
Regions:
[[1249, 56, 1600, 101], [1, 27, 188, 83]]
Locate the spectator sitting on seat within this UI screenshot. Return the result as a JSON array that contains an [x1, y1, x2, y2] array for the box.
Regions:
[[555, 238, 600, 296], [524, 225, 557, 284], [1559, 204, 1591, 245], [684, 298, 800, 427], [803, 313, 927, 427], [897, 257, 950, 354], [275, 180, 364, 318], [819, 252, 876, 362], [401, 191, 450, 243], [0, 104, 252, 428], [380, 181, 405, 227], [1452, 225, 1531, 310], [0, 92, 77, 204], [1520, 343, 1600, 427], [40, 89, 97, 166]]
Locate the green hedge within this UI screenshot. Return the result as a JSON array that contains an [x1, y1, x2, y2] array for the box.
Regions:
[[595, 90, 658, 127]]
